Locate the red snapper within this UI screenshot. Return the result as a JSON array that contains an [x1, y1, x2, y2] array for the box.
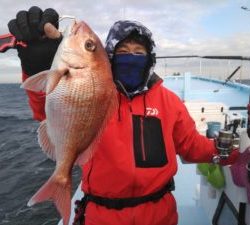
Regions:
[[22, 21, 117, 225]]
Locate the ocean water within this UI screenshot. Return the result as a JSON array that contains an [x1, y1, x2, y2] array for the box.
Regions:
[[0, 84, 81, 225]]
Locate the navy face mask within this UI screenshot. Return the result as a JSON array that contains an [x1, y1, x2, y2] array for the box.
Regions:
[[112, 54, 149, 93]]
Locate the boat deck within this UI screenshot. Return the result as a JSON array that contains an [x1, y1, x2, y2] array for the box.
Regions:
[[165, 74, 249, 225]]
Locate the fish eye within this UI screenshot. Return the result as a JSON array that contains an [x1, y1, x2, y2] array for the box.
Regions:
[[85, 39, 96, 52]]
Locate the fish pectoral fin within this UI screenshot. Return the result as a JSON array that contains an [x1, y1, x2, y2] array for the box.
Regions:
[[21, 68, 68, 94], [27, 173, 72, 225], [38, 120, 56, 160], [21, 70, 50, 92], [46, 68, 68, 94]]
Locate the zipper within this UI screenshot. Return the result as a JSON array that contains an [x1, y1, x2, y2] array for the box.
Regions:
[[140, 116, 146, 161], [128, 102, 132, 112], [130, 108, 136, 225]]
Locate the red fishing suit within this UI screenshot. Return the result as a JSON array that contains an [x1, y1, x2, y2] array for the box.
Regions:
[[80, 75, 220, 225], [23, 71, 237, 225]]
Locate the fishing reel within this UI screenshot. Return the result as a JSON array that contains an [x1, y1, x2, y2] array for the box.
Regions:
[[212, 129, 240, 164], [212, 112, 242, 164]]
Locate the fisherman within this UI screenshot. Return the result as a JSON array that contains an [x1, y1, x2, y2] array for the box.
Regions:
[[8, 6, 239, 225]]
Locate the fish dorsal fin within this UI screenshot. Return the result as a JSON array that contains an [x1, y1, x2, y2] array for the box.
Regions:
[[21, 70, 50, 92], [38, 120, 56, 161]]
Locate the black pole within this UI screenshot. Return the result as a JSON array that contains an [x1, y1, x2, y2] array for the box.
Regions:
[[156, 55, 250, 61], [213, 66, 241, 92], [223, 66, 241, 85]]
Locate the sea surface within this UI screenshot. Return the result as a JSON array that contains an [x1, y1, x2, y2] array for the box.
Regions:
[[0, 84, 81, 225]]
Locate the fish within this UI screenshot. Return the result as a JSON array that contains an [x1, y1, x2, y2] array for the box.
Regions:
[[21, 20, 117, 225]]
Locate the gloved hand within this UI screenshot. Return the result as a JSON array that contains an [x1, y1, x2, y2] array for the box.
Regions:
[[8, 6, 62, 76], [219, 148, 239, 166]]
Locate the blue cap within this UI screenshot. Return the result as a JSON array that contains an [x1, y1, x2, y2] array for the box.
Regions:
[[105, 20, 155, 59]]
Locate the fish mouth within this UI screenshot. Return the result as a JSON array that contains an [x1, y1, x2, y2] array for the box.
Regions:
[[71, 21, 87, 35]]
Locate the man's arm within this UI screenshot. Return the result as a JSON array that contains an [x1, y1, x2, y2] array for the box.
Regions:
[[173, 100, 239, 164]]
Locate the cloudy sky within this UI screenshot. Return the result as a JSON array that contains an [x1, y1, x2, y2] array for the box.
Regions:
[[0, 0, 250, 83]]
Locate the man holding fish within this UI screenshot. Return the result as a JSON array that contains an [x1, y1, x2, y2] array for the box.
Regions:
[[8, 6, 239, 225]]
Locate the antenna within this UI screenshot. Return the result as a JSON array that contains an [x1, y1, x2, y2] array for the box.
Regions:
[[122, 6, 126, 19]]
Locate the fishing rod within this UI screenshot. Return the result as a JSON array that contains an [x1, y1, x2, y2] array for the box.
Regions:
[[222, 66, 241, 85], [156, 55, 199, 59], [0, 15, 75, 53], [0, 34, 26, 52], [157, 56, 246, 89], [156, 55, 250, 61], [213, 66, 241, 92]]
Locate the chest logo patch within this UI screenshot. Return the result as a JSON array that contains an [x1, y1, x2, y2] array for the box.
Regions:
[[146, 107, 159, 116]]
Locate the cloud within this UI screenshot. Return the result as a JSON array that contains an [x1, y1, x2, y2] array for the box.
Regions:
[[0, 55, 20, 68], [0, 0, 249, 83], [0, 51, 21, 83], [156, 31, 250, 56]]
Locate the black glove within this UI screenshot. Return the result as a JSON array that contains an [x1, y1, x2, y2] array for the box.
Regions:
[[8, 6, 62, 76]]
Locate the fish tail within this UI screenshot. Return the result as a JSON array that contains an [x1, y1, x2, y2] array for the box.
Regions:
[[27, 173, 72, 225]]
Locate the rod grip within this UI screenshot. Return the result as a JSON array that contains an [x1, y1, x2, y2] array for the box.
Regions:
[[0, 33, 27, 53]]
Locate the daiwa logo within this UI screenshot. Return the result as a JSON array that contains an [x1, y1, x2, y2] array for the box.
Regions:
[[146, 107, 159, 116]]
